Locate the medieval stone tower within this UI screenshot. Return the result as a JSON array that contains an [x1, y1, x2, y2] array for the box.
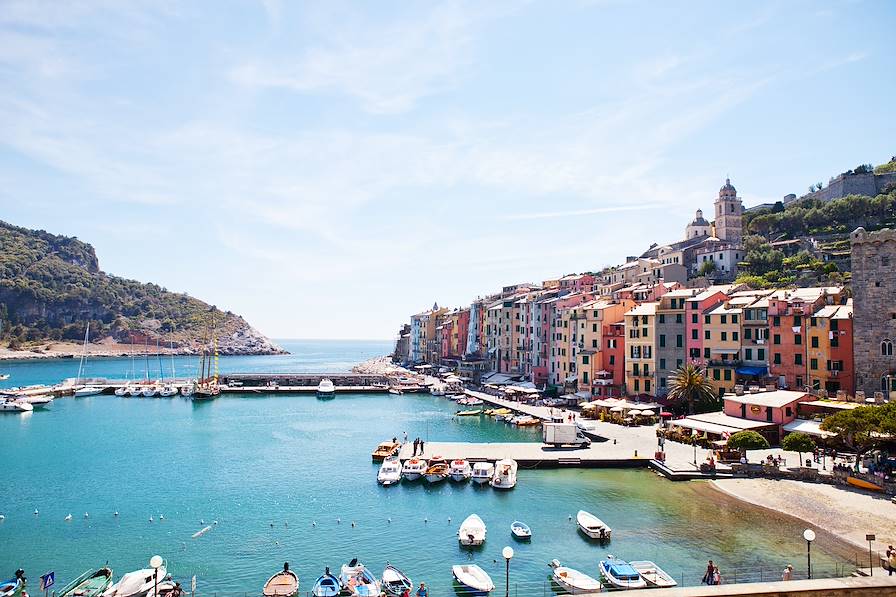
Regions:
[[714, 178, 743, 243], [851, 227, 896, 397]]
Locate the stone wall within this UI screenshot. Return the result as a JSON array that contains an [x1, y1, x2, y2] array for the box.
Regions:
[[850, 227, 896, 396], [795, 172, 896, 204]]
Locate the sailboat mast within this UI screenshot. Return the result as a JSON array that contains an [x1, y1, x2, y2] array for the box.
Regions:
[[76, 323, 90, 384], [170, 342, 176, 380], [157, 338, 163, 381]]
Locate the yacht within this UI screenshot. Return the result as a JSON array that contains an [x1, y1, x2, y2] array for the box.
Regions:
[[377, 458, 402, 486], [471, 462, 494, 485], [158, 385, 178, 397], [490, 459, 517, 490], [0, 399, 33, 413], [141, 385, 160, 398], [15, 394, 53, 409], [128, 385, 145, 397], [179, 382, 195, 397], [458, 514, 486, 546], [114, 385, 131, 397], [401, 458, 426, 481], [449, 459, 472, 482], [74, 386, 104, 397], [317, 378, 336, 398]]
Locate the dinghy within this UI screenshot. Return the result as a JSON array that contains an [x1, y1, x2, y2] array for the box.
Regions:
[[262, 565, 298, 597], [310, 570, 340, 597], [549, 560, 601, 595], [471, 462, 494, 485], [103, 566, 167, 597], [629, 561, 678, 588], [380, 565, 412, 597], [490, 459, 517, 490], [339, 560, 380, 597], [377, 459, 402, 486], [58, 567, 114, 597], [455, 409, 483, 417], [449, 459, 472, 482], [458, 514, 487, 546], [510, 521, 531, 540], [576, 510, 612, 540], [599, 557, 646, 590], [451, 565, 494, 595], [401, 458, 426, 481], [0, 570, 26, 597]]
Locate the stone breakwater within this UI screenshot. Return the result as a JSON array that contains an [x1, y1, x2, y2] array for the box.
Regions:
[[352, 355, 410, 376]]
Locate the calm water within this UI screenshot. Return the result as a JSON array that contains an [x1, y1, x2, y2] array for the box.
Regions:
[[0, 341, 850, 594]]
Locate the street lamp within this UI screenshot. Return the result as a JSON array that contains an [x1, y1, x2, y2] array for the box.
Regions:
[[149, 555, 163, 597], [803, 529, 816, 579], [502, 546, 514, 597]]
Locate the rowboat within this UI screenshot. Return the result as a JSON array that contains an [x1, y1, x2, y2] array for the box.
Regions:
[[599, 556, 646, 590], [455, 409, 483, 416], [262, 566, 299, 597], [847, 476, 884, 492], [372, 441, 400, 462], [339, 560, 380, 597], [485, 408, 511, 417], [380, 565, 412, 597], [549, 560, 601, 594], [57, 567, 114, 597], [458, 513, 486, 546], [576, 510, 611, 540], [0, 570, 25, 597], [629, 560, 678, 588], [510, 521, 531, 540], [452, 565, 494, 595], [310, 570, 340, 597]]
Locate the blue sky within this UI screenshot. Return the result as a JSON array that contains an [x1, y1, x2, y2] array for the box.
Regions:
[[1, 1, 894, 340]]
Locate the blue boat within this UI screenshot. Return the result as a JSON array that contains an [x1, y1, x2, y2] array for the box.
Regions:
[[310, 569, 340, 597], [0, 570, 25, 597], [598, 556, 647, 590], [510, 521, 531, 540]]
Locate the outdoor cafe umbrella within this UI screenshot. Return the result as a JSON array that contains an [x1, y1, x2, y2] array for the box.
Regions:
[[610, 406, 624, 413]]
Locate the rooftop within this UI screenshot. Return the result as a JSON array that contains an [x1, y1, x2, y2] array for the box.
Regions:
[[723, 389, 810, 408], [626, 302, 659, 316]]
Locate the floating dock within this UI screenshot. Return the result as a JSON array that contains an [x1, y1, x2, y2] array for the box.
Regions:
[[399, 441, 650, 469]]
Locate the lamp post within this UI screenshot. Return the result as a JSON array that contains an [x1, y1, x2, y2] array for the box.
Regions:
[[149, 555, 163, 597], [502, 546, 514, 597], [803, 529, 815, 579]]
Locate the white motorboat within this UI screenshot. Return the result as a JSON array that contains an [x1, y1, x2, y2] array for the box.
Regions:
[[451, 565, 494, 594], [339, 559, 380, 597], [471, 462, 494, 485], [128, 386, 146, 397], [599, 557, 647, 590], [429, 384, 446, 396], [114, 385, 131, 397], [490, 459, 517, 490], [510, 521, 531, 540], [458, 514, 486, 546], [103, 566, 167, 597], [179, 383, 195, 397], [141, 385, 159, 398], [0, 374, 9, 381], [576, 510, 612, 541], [549, 560, 602, 594], [317, 378, 336, 397], [16, 394, 53, 409], [0, 399, 33, 413], [74, 386, 104, 397], [158, 385, 178, 397], [377, 458, 402, 486], [449, 459, 472, 482], [629, 561, 678, 588], [401, 458, 426, 481]]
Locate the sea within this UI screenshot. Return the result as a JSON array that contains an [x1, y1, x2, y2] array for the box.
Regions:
[[0, 340, 855, 595]]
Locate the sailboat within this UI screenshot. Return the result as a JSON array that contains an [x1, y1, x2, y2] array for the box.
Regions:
[[74, 324, 104, 397], [193, 321, 220, 401]]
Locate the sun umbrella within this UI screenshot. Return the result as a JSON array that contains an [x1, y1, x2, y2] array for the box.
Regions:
[[660, 411, 673, 417], [610, 406, 624, 413]]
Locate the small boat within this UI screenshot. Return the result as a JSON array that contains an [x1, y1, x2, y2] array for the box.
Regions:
[[455, 409, 483, 417], [377, 459, 402, 486], [458, 514, 486, 546], [599, 557, 646, 590], [57, 567, 114, 597], [74, 386, 104, 397], [157, 385, 178, 397], [317, 379, 336, 398], [847, 476, 884, 492], [451, 565, 494, 595], [339, 560, 380, 597], [0, 570, 26, 597], [490, 459, 517, 490], [423, 458, 449, 483], [14, 395, 53, 409], [103, 566, 167, 597], [310, 570, 340, 597], [127, 386, 145, 397], [485, 408, 511, 417], [141, 385, 159, 398], [262, 565, 299, 597], [510, 521, 531, 540], [179, 383, 195, 397], [471, 462, 494, 485], [429, 384, 446, 396], [380, 565, 412, 597], [0, 374, 9, 381], [515, 417, 541, 427], [449, 459, 472, 482], [388, 388, 403, 395], [372, 441, 400, 462], [577, 510, 611, 541], [0, 400, 33, 413], [401, 458, 426, 481], [629, 561, 678, 588], [549, 560, 601, 594], [114, 385, 130, 397]]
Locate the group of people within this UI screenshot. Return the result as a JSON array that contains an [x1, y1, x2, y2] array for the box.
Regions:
[[764, 454, 784, 467], [391, 582, 427, 597], [885, 545, 896, 575], [410, 437, 426, 456], [701, 560, 722, 585]]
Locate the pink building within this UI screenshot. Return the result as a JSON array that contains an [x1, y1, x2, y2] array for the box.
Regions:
[[723, 389, 810, 429]]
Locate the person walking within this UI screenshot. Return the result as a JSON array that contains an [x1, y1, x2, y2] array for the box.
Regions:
[[782, 564, 793, 581], [701, 560, 714, 584], [889, 549, 896, 576], [712, 566, 721, 585]]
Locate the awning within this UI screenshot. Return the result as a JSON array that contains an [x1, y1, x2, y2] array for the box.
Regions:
[[671, 418, 743, 436], [736, 365, 768, 376], [689, 411, 773, 431], [565, 375, 577, 382], [782, 419, 836, 439]]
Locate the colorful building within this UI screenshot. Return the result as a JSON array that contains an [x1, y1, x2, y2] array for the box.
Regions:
[[574, 298, 635, 395], [806, 301, 854, 396], [624, 302, 658, 397]]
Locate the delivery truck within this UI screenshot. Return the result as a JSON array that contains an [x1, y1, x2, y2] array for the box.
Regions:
[[542, 422, 591, 446]]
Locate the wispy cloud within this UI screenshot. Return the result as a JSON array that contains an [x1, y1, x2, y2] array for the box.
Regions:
[[503, 203, 662, 221]]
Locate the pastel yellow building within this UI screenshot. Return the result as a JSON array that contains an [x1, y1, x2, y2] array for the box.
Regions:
[[624, 302, 658, 397]]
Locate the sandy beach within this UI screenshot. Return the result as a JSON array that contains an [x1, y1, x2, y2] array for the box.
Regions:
[[712, 478, 896, 553]]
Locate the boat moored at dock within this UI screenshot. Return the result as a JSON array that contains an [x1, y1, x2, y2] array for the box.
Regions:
[[629, 560, 678, 588], [549, 560, 601, 595], [372, 441, 400, 462], [339, 559, 380, 597], [262, 564, 299, 597], [317, 378, 336, 398], [0, 399, 33, 413], [57, 567, 114, 597], [401, 458, 426, 481], [0, 570, 26, 597], [311, 569, 340, 597], [490, 459, 517, 490], [377, 458, 402, 486], [449, 459, 472, 482], [423, 457, 449, 483], [599, 557, 646, 590], [103, 564, 167, 597], [471, 461, 494, 485], [380, 565, 412, 597]]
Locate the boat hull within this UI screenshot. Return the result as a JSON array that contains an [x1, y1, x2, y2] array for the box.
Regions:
[[847, 476, 883, 492]]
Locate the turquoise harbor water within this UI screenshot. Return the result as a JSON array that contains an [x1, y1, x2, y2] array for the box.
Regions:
[[1, 341, 852, 594]]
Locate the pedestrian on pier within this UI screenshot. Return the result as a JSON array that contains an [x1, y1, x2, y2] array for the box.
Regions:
[[403, 431, 408, 443], [782, 564, 793, 581], [701, 560, 714, 584], [413, 438, 420, 455], [419, 439, 425, 455]]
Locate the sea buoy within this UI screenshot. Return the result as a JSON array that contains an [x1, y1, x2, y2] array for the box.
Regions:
[[213, 520, 218, 525], [387, 518, 391, 523], [424, 518, 428, 523], [448, 517, 452, 523], [0, 514, 5, 521], [160, 515, 164, 520], [336, 518, 341, 524], [351, 521, 355, 528], [34, 509, 39, 515], [65, 514, 73, 521], [270, 522, 274, 528], [84, 512, 89, 518], [114, 512, 119, 517], [149, 516, 154, 522]]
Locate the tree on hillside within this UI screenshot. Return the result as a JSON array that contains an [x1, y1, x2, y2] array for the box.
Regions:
[[727, 430, 770, 456], [820, 403, 896, 467], [667, 364, 717, 415], [698, 260, 717, 277], [781, 432, 816, 465]]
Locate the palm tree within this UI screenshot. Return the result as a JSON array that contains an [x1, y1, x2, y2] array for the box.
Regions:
[[667, 364, 716, 415]]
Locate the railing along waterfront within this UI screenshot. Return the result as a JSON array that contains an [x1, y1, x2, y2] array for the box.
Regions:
[[157, 563, 859, 597]]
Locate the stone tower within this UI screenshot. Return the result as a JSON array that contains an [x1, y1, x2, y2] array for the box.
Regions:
[[714, 178, 743, 243], [851, 227, 896, 397]]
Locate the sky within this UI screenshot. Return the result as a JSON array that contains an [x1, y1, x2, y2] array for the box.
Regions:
[[0, 1, 894, 341]]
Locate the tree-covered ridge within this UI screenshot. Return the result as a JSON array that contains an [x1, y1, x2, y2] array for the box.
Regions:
[[0, 220, 281, 354]]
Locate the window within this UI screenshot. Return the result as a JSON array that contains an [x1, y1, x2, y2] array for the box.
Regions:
[[724, 369, 731, 381], [882, 340, 894, 356], [732, 314, 738, 324], [773, 334, 781, 345], [794, 315, 802, 327], [692, 329, 698, 340], [660, 377, 666, 388], [705, 330, 711, 340], [744, 328, 752, 340], [758, 349, 765, 361], [592, 323, 598, 332], [831, 319, 839, 331], [692, 314, 698, 324], [721, 331, 727, 341], [582, 355, 589, 365], [713, 369, 720, 380], [609, 355, 615, 365], [676, 335, 683, 348], [744, 348, 753, 360], [733, 332, 739, 341], [691, 302, 697, 310], [705, 315, 711, 324], [645, 380, 651, 393], [676, 314, 683, 324], [795, 334, 802, 345], [582, 372, 588, 384], [676, 359, 683, 368], [831, 336, 839, 348], [659, 334, 666, 347], [704, 347, 710, 359], [772, 316, 780, 327], [633, 380, 639, 392], [773, 353, 781, 365], [642, 327, 648, 337], [659, 358, 666, 370], [795, 354, 803, 365], [721, 315, 727, 324], [659, 314, 665, 324], [810, 317, 817, 327], [810, 358, 818, 370], [811, 336, 819, 348]]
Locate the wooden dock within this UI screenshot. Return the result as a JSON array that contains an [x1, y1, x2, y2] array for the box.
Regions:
[[398, 441, 650, 469]]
